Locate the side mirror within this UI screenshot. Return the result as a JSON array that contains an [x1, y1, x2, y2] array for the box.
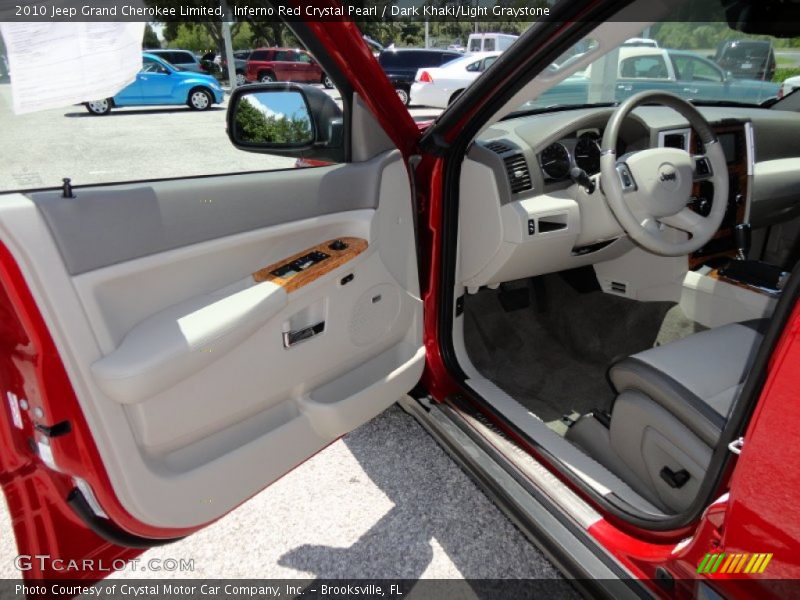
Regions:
[[226, 83, 344, 163]]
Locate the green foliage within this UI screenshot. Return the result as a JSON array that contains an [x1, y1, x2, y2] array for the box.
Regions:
[[234, 98, 312, 145], [774, 67, 800, 83], [165, 23, 215, 52], [651, 21, 800, 51], [142, 23, 161, 49]]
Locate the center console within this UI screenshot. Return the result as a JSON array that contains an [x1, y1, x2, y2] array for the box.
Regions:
[[684, 121, 753, 268]]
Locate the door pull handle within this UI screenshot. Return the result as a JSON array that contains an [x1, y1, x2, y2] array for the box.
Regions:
[[282, 322, 325, 348]]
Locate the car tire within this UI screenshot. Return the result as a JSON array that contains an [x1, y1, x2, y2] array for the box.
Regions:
[[322, 74, 334, 89], [235, 72, 247, 86], [448, 89, 464, 106], [395, 86, 410, 106], [188, 88, 213, 111], [85, 99, 112, 115], [259, 72, 275, 83]]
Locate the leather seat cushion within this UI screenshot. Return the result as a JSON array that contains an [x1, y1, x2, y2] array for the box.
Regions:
[[608, 320, 765, 446]]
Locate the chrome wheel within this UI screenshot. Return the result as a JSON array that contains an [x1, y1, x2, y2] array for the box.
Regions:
[[259, 73, 274, 83], [235, 73, 247, 86], [323, 75, 334, 89], [189, 90, 211, 110], [395, 87, 409, 106], [86, 99, 110, 115]]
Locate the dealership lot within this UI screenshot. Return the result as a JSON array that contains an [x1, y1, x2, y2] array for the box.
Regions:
[[0, 83, 441, 191], [0, 407, 568, 582]]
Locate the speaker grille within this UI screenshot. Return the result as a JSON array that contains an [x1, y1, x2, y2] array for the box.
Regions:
[[349, 284, 402, 347]]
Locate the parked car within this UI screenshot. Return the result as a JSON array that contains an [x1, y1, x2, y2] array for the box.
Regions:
[[779, 74, 800, 98], [84, 52, 224, 115], [410, 51, 502, 108], [221, 50, 252, 86], [622, 37, 659, 47], [244, 47, 332, 88], [714, 39, 776, 81], [147, 49, 207, 74], [378, 48, 463, 105], [533, 47, 779, 107], [467, 33, 518, 53]]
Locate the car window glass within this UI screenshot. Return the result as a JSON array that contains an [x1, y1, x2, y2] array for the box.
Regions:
[[483, 56, 498, 70], [484, 39, 496, 51], [465, 60, 482, 72], [0, 37, 344, 193], [274, 50, 290, 61], [619, 55, 668, 79], [674, 55, 723, 82], [250, 50, 271, 61], [468, 39, 482, 52], [141, 59, 168, 75], [295, 52, 312, 64]]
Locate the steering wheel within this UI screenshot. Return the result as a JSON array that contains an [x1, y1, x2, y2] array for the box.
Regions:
[[600, 91, 728, 257]]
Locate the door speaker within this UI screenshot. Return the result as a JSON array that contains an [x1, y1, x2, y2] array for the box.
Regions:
[[349, 283, 401, 347]]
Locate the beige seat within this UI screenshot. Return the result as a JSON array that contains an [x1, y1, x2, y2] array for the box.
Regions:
[[569, 321, 764, 513]]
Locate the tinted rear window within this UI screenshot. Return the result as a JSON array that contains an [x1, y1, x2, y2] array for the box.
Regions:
[[250, 50, 272, 61], [169, 52, 195, 64], [380, 51, 448, 68], [723, 43, 771, 60]]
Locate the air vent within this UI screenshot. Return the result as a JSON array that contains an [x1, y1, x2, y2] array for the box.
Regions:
[[503, 153, 533, 194], [484, 140, 514, 154]]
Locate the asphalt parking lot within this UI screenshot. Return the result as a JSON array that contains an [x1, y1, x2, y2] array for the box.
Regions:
[[0, 83, 441, 191], [0, 407, 571, 585]]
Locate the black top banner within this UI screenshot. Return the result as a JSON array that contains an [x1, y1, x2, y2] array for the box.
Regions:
[[0, 0, 768, 23]]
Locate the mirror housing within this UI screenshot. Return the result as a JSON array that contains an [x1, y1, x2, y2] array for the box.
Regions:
[[226, 83, 344, 163]]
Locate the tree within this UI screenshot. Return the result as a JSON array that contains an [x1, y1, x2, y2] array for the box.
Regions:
[[143, 23, 161, 49], [234, 97, 311, 144]]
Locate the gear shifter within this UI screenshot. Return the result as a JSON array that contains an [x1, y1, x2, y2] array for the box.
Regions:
[[734, 223, 751, 260]]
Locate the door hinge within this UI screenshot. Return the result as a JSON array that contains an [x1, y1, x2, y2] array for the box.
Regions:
[[728, 437, 744, 455]]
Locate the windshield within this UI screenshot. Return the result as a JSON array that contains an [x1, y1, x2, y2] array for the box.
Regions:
[[519, 18, 786, 112]]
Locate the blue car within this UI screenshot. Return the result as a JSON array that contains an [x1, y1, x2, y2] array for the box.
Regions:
[[531, 47, 779, 109], [85, 53, 225, 115]]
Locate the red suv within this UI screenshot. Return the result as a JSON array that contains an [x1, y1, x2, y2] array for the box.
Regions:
[[244, 47, 333, 88]]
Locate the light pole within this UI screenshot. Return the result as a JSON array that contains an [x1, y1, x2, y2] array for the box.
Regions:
[[221, 1, 237, 89]]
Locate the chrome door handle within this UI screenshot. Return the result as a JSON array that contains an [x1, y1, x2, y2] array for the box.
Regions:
[[282, 321, 325, 348]]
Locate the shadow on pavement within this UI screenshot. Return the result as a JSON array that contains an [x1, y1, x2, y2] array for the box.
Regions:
[[63, 106, 225, 118], [277, 406, 578, 598]]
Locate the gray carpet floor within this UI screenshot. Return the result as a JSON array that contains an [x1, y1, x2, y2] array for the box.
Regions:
[[464, 273, 704, 428]]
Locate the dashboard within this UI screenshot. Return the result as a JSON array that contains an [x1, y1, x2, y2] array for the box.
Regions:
[[458, 105, 800, 291], [539, 129, 639, 182]]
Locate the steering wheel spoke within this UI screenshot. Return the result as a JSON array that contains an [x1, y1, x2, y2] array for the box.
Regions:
[[659, 208, 706, 237], [692, 154, 714, 181]]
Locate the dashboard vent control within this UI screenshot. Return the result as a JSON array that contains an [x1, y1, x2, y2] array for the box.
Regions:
[[484, 140, 514, 154], [503, 153, 533, 194]]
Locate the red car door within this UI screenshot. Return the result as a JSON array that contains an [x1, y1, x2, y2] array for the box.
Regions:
[[701, 302, 800, 595], [272, 50, 295, 81], [294, 50, 320, 83], [0, 17, 420, 582]]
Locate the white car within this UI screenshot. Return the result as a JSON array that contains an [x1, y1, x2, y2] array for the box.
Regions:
[[410, 51, 501, 108], [780, 75, 800, 98]]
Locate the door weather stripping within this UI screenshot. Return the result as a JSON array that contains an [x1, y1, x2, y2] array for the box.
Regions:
[[67, 488, 186, 549]]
